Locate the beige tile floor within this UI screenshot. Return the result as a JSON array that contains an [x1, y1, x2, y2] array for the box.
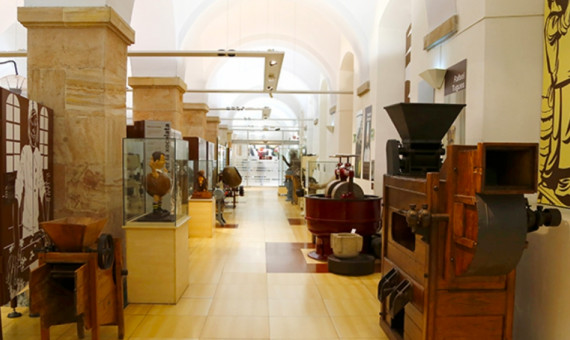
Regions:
[[1, 187, 387, 339]]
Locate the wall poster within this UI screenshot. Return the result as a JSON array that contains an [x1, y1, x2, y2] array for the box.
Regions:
[[0, 88, 53, 303], [539, 0, 570, 207], [363, 105, 372, 180], [354, 109, 363, 178]]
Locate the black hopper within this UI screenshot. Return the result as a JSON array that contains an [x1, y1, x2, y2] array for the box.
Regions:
[[384, 103, 465, 176]]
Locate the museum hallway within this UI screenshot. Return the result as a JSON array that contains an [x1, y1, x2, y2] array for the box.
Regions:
[[0, 187, 385, 340]]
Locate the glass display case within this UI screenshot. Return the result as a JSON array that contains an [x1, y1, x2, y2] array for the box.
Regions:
[[207, 141, 218, 189], [184, 137, 219, 193], [122, 138, 189, 224], [307, 160, 337, 194], [188, 159, 217, 195], [218, 144, 228, 169]]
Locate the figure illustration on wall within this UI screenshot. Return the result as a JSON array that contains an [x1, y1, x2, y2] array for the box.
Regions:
[[4, 92, 52, 302], [15, 101, 47, 241], [144, 151, 171, 217], [540, 0, 570, 207]]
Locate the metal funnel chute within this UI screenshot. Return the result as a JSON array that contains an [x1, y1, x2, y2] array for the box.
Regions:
[[384, 102, 465, 176]]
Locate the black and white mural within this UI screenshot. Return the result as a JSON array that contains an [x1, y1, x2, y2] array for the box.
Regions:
[[0, 88, 53, 303]]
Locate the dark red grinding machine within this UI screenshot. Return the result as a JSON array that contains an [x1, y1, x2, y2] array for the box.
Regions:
[[305, 154, 382, 263]]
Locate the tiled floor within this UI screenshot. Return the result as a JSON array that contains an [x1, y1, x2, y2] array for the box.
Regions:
[[1, 187, 387, 339]]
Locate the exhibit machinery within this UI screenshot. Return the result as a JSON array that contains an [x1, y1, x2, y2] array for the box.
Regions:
[[0, 89, 54, 340], [377, 103, 562, 340], [305, 154, 382, 261], [30, 217, 125, 340]]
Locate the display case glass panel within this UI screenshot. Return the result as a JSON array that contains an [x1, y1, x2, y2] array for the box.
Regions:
[[123, 138, 189, 224], [218, 144, 228, 169]]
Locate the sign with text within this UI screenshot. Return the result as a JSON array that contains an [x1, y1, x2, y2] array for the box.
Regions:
[[444, 59, 467, 96]]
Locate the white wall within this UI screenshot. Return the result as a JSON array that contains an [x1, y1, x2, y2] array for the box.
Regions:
[[371, 0, 410, 194]]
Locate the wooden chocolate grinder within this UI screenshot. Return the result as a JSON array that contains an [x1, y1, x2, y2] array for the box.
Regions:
[[378, 103, 562, 340]]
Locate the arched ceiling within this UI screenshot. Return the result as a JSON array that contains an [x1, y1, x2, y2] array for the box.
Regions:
[[128, 0, 387, 134], [1, 0, 390, 136]]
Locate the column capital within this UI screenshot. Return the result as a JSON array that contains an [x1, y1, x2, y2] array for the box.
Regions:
[[18, 6, 135, 45], [183, 103, 210, 113], [206, 116, 221, 124], [128, 77, 187, 93]]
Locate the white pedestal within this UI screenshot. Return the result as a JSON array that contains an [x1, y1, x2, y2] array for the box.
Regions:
[[123, 215, 189, 304], [188, 198, 215, 238]]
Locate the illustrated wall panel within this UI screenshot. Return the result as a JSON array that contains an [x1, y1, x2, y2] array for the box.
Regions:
[[0, 88, 53, 303], [539, 0, 570, 207]]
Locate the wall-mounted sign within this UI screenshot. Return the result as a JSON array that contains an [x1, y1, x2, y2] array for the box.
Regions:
[[444, 59, 467, 96]]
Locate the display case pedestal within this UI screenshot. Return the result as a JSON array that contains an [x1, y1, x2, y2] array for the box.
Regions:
[[188, 198, 216, 238], [123, 216, 189, 304]]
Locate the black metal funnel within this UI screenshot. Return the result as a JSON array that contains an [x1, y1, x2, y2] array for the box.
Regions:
[[384, 103, 466, 176], [384, 103, 465, 147]]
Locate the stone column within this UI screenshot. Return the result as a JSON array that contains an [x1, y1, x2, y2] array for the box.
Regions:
[[181, 103, 209, 139], [218, 124, 228, 146], [18, 7, 134, 236], [206, 116, 221, 144], [128, 77, 187, 132]]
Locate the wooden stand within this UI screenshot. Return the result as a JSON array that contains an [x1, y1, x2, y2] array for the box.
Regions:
[[379, 143, 538, 340], [30, 239, 125, 340], [188, 198, 215, 237], [124, 216, 189, 304]]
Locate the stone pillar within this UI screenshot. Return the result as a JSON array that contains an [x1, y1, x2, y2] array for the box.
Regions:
[[18, 7, 134, 237], [128, 77, 187, 132], [227, 130, 233, 148], [181, 103, 209, 139], [206, 116, 221, 144], [218, 124, 228, 146]]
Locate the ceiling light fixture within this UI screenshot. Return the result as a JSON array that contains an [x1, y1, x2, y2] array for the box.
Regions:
[[263, 49, 283, 97], [0, 60, 26, 95], [2, 49, 287, 96]]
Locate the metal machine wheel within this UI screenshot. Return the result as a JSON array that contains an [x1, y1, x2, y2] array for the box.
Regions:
[[97, 234, 114, 270]]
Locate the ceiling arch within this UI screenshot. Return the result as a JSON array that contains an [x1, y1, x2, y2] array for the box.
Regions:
[[1, 0, 391, 134]]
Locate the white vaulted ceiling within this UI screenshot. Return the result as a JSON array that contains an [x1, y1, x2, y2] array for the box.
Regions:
[[1, 0, 390, 133]]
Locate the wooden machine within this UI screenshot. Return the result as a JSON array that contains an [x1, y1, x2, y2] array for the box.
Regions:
[[30, 217, 125, 340], [378, 103, 561, 340]]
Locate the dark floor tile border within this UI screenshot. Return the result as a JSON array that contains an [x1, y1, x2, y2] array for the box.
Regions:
[[287, 218, 305, 225], [216, 223, 239, 228], [265, 242, 328, 273]]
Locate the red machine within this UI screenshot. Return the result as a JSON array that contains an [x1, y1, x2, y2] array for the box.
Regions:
[[305, 154, 381, 260]]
